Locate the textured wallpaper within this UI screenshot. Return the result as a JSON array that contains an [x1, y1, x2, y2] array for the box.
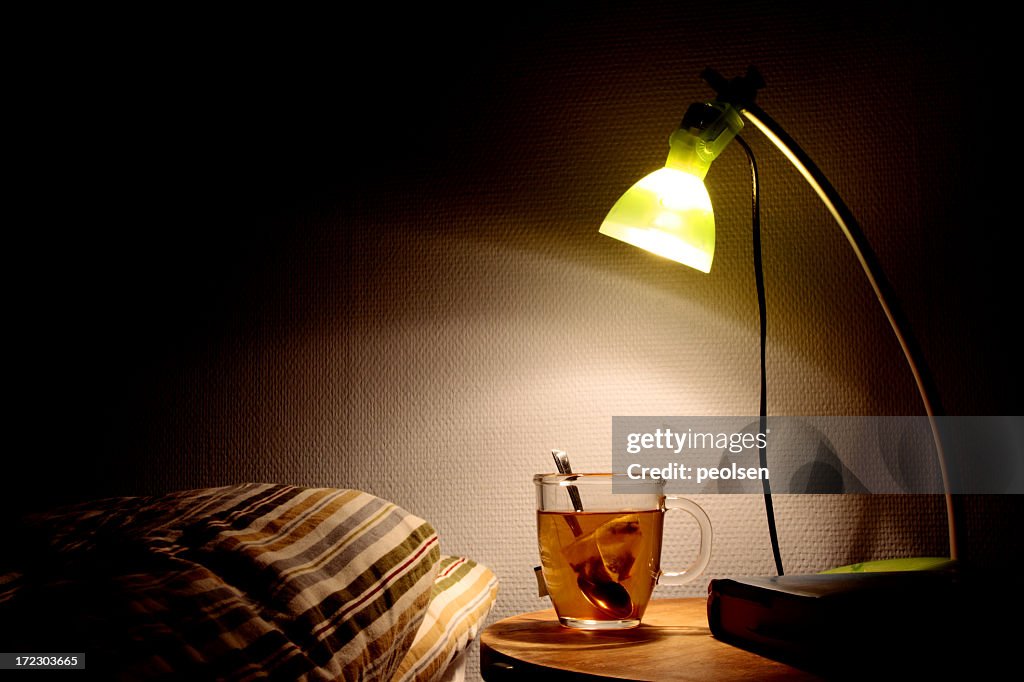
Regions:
[[18, 3, 1018, 681]]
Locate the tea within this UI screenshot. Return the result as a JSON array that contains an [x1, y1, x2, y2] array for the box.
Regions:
[[537, 509, 663, 626]]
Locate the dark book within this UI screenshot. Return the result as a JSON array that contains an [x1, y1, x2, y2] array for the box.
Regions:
[[706, 570, 979, 677]]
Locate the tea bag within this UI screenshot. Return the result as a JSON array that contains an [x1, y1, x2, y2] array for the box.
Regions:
[[562, 514, 642, 583], [596, 514, 641, 581]]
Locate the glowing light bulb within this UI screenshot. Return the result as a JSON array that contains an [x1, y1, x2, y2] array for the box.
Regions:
[[599, 167, 715, 272]]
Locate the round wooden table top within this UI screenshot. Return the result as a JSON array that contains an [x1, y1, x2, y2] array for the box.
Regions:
[[479, 598, 822, 681]]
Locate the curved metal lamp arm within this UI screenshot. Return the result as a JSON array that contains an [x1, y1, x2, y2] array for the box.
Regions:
[[737, 101, 957, 560]]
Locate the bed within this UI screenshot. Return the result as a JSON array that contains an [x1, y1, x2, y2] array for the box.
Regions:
[[0, 483, 499, 681]]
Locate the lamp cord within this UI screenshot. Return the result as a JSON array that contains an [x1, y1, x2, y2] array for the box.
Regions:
[[735, 134, 784, 576], [704, 67, 955, 564], [738, 103, 957, 562]]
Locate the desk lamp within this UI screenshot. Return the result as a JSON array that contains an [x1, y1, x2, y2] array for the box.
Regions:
[[599, 67, 962, 668]]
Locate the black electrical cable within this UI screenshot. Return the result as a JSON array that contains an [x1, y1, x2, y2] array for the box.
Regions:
[[734, 134, 784, 576]]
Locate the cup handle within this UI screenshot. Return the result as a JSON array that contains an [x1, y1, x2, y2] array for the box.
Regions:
[[658, 496, 712, 586]]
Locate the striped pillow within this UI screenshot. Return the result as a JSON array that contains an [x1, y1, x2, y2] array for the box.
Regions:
[[3, 484, 442, 681], [179, 484, 443, 680], [393, 555, 500, 682]]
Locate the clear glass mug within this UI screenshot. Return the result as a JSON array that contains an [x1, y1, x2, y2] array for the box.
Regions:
[[535, 472, 712, 629]]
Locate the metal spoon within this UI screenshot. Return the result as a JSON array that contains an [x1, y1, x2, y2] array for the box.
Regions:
[[550, 450, 634, 619], [576, 573, 634, 619]]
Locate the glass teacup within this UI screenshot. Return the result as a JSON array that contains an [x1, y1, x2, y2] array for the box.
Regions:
[[535, 472, 712, 629]]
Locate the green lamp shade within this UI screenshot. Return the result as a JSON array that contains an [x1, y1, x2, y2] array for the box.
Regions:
[[599, 167, 715, 273]]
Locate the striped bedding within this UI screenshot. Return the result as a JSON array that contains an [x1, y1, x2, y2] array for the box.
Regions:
[[0, 483, 498, 681], [394, 556, 499, 682]]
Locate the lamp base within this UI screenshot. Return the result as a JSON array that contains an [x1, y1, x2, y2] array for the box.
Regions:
[[706, 565, 979, 676]]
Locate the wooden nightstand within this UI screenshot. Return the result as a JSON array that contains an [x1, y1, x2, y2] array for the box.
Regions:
[[479, 598, 821, 681]]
